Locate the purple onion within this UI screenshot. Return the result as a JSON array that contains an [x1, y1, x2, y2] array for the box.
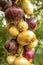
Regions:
[[5, 6, 24, 21], [26, 17, 36, 29], [5, 39, 18, 53], [23, 47, 35, 60]]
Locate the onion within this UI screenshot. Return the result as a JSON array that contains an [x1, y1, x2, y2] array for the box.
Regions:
[[5, 39, 18, 53], [7, 55, 16, 64], [17, 30, 36, 46], [14, 56, 30, 65], [5, 6, 24, 21], [9, 26, 19, 37]]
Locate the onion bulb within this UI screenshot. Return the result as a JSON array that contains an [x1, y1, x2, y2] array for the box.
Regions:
[[17, 20, 28, 32], [21, 0, 33, 15], [7, 55, 16, 64], [17, 30, 36, 46], [14, 56, 30, 65], [27, 39, 38, 48], [9, 26, 19, 37]]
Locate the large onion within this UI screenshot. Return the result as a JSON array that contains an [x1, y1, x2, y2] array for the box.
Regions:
[[17, 30, 36, 46], [14, 56, 30, 65], [5, 6, 24, 21]]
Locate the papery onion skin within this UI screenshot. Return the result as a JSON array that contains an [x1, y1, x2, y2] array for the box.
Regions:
[[5, 39, 18, 53], [5, 6, 24, 21], [14, 56, 30, 65]]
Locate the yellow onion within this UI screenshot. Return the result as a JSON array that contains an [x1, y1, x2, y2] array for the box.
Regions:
[[14, 56, 30, 65], [17, 20, 28, 32], [21, 0, 33, 15], [17, 30, 36, 46], [7, 55, 16, 64], [27, 39, 38, 48], [9, 26, 19, 37]]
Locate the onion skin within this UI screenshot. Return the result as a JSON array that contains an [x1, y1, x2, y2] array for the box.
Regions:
[[9, 26, 19, 37], [17, 30, 36, 46], [27, 39, 38, 48], [23, 47, 35, 60], [5, 39, 18, 53], [7, 55, 16, 64], [21, 0, 33, 15], [26, 18, 36, 30], [14, 56, 30, 65], [17, 20, 28, 32], [5, 6, 24, 21]]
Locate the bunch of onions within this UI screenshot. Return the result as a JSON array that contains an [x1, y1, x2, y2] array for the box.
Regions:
[[0, 0, 38, 65]]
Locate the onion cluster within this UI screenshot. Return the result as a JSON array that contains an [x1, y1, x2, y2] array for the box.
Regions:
[[0, 0, 38, 65]]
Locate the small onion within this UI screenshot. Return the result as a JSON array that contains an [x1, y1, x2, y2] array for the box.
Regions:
[[5, 39, 18, 53], [23, 47, 35, 60], [26, 17, 37, 30], [27, 39, 38, 48], [7, 55, 16, 64], [9, 26, 19, 37], [17, 20, 28, 32]]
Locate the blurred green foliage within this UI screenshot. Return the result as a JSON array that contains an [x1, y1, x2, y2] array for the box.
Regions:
[[0, 0, 43, 65], [0, 14, 8, 65], [32, 0, 43, 65]]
